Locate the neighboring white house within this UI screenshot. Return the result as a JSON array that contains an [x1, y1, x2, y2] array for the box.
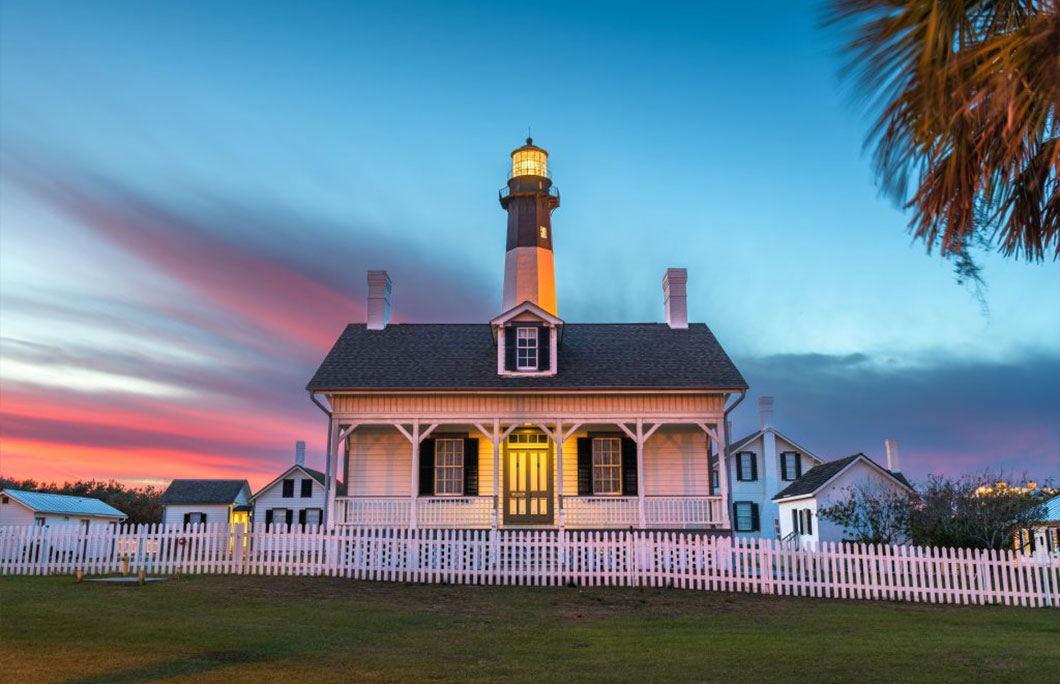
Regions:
[[773, 447, 914, 547], [159, 479, 252, 528], [724, 397, 823, 539], [0, 489, 127, 529], [1021, 494, 1060, 560], [250, 441, 328, 529]]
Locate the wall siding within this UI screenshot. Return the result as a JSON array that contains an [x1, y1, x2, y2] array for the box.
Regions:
[[162, 504, 231, 526], [252, 472, 326, 522], [347, 428, 412, 496], [330, 392, 725, 418]]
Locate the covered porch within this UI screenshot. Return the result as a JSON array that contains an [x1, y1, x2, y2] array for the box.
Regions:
[[325, 416, 731, 530]]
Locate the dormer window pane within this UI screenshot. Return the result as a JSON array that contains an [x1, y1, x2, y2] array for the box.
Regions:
[[516, 327, 538, 370]]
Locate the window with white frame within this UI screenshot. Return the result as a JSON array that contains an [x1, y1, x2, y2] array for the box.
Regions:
[[592, 437, 622, 495], [737, 452, 757, 481], [434, 438, 465, 495], [305, 508, 322, 527], [187, 512, 205, 525], [516, 327, 538, 370], [781, 452, 800, 481], [733, 501, 757, 532], [801, 509, 813, 535]]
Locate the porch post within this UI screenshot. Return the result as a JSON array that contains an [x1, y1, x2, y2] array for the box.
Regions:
[[492, 418, 501, 529], [715, 419, 731, 529], [409, 419, 420, 529], [555, 419, 564, 528], [636, 418, 647, 529], [325, 416, 340, 529]]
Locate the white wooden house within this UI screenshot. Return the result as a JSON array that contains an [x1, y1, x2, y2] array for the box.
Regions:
[[0, 489, 127, 529], [724, 396, 823, 539], [249, 441, 328, 529], [160, 480, 252, 528], [773, 449, 914, 546], [308, 139, 748, 530]]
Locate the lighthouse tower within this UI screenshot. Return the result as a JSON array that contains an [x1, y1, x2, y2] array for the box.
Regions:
[[499, 138, 560, 316]]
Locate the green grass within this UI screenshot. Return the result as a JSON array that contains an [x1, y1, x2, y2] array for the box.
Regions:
[[1, 576, 1057, 683]]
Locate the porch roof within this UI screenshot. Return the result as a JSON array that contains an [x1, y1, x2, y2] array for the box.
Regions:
[[307, 323, 746, 392]]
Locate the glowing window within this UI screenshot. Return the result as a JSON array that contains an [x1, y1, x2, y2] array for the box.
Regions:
[[511, 148, 547, 177], [434, 438, 464, 495], [592, 437, 622, 495]]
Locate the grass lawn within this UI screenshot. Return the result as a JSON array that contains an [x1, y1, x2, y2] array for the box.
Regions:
[[1, 576, 1056, 683]]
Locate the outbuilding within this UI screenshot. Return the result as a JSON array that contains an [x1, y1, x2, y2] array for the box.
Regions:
[[0, 489, 127, 530], [159, 479, 252, 528]]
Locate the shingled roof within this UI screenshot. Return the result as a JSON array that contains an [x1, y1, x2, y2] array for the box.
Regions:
[[307, 323, 746, 391], [160, 480, 249, 505], [772, 454, 913, 501]]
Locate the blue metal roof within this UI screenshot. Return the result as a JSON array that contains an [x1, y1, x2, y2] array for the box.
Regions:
[[1, 489, 127, 518], [1040, 494, 1060, 523]]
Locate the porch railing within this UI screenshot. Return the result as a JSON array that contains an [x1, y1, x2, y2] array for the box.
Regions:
[[335, 495, 722, 528]]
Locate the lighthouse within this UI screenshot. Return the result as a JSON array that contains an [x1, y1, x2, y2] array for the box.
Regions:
[[499, 138, 560, 316]]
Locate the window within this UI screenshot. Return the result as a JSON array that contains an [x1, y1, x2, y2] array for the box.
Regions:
[[734, 502, 758, 532], [736, 452, 757, 481], [1, 496, 8, 504], [80, 519, 90, 533], [300, 479, 313, 498], [434, 438, 464, 495], [711, 469, 720, 490], [304, 508, 322, 527], [508, 432, 548, 445], [34, 516, 45, 527], [592, 437, 622, 495], [539, 226, 548, 239], [516, 327, 538, 370], [184, 512, 205, 528], [781, 452, 801, 481], [802, 509, 813, 535], [282, 479, 294, 498], [268, 508, 289, 530]]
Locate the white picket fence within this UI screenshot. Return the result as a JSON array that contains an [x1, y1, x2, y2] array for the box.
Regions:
[[1, 524, 1057, 608]]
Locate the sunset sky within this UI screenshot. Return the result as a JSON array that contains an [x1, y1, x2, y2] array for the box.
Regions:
[[1, 1, 1056, 489]]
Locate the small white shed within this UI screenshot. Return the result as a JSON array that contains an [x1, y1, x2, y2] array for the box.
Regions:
[[0, 489, 127, 529], [159, 480, 252, 528], [772, 453, 914, 547]]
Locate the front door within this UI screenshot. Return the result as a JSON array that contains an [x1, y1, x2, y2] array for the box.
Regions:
[[503, 430, 553, 525]]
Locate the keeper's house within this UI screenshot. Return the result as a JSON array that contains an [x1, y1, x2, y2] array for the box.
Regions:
[[308, 139, 747, 530]]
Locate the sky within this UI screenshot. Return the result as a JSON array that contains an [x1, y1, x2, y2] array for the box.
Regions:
[[0, 0, 1056, 489]]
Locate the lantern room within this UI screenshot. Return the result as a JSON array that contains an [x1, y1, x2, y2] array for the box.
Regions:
[[510, 138, 548, 178]]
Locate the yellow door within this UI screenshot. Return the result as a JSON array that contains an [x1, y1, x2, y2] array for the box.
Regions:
[[503, 431, 553, 525]]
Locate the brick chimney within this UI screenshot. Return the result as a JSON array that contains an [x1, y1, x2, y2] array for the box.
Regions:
[[663, 268, 688, 329], [885, 439, 900, 472], [295, 441, 306, 467], [759, 396, 775, 430], [366, 270, 392, 330]]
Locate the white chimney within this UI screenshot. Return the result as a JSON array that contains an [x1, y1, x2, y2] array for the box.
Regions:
[[759, 396, 774, 430], [885, 439, 900, 472], [366, 270, 392, 330], [295, 441, 306, 467], [662, 268, 688, 329]]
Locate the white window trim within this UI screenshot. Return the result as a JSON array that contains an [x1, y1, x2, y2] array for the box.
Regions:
[[591, 437, 623, 496], [737, 452, 756, 481], [734, 501, 755, 532], [515, 327, 539, 371], [434, 437, 465, 496], [781, 452, 800, 481]]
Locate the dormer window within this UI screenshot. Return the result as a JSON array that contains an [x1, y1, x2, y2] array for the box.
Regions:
[[516, 327, 538, 370]]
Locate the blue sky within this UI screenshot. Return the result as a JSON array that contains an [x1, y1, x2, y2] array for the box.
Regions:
[[1, 0, 1056, 485]]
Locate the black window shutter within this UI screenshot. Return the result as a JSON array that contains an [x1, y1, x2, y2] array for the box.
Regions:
[[282, 479, 294, 498], [749, 453, 758, 481], [780, 452, 788, 480], [620, 436, 638, 496], [265, 509, 273, 528], [805, 509, 813, 535], [792, 509, 799, 534], [464, 438, 479, 496], [576, 438, 593, 495], [419, 438, 436, 496], [732, 503, 742, 531], [504, 327, 516, 371], [285, 509, 293, 529], [538, 326, 550, 371], [298, 509, 307, 530], [751, 503, 760, 532], [301, 479, 313, 497], [183, 513, 190, 528], [201, 512, 207, 524], [795, 454, 803, 479]]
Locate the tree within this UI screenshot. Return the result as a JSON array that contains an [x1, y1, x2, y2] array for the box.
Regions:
[[818, 484, 913, 544], [0, 477, 164, 525], [826, 1, 1059, 261], [908, 474, 1051, 550]]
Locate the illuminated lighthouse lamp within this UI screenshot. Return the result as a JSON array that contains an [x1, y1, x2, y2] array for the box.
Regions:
[[510, 138, 549, 178]]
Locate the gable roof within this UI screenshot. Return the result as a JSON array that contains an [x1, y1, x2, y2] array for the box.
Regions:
[[160, 479, 250, 506], [728, 427, 822, 463], [772, 453, 914, 501], [307, 323, 746, 391], [249, 466, 327, 502], [490, 301, 563, 327], [1, 489, 127, 518]]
